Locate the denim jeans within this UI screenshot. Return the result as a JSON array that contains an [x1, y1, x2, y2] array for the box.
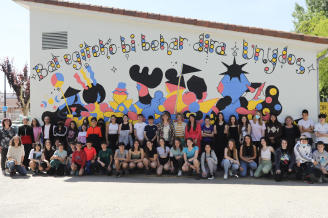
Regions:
[[6, 160, 27, 175], [221, 159, 239, 175], [240, 160, 257, 177]]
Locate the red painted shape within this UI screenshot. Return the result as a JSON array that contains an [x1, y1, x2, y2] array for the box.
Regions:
[[138, 82, 149, 97], [217, 82, 224, 94], [246, 84, 255, 93]]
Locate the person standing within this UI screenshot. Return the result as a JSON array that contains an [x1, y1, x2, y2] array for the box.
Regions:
[[106, 115, 119, 149], [314, 114, 328, 151], [118, 114, 133, 148], [18, 117, 34, 169], [185, 114, 201, 151], [201, 116, 215, 151], [214, 112, 227, 164], [225, 115, 240, 149], [157, 111, 175, 147], [53, 121, 68, 148], [134, 114, 147, 146], [0, 118, 16, 175], [86, 117, 102, 153], [66, 121, 78, 145], [282, 116, 300, 154], [174, 113, 186, 147], [249, 112, 266, 149], [144, 116, 158, 147], [265, 114, 282, 149], [41, 116, 54, 145], [298, 109, 314, 147], [31, 118, 42, 144]]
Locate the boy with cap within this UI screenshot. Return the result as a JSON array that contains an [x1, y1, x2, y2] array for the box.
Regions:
[[294, 135, 317, 183]]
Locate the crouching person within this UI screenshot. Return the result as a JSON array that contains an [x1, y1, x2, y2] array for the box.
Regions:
[[182, 138, 200, 179], [28, 143, 43, 176], [97, 142, 113, 176], [6, 136, 27, 176], [254, 137, 274, 178], [201, 144, 218, 180], [50, 143, 67, 176], [294, 135, 317, 183], [143, 140, 158, 174], [313, 141, 328, 183], [40, 140, 55, 174], [156, 138, 170, 176], [114, 142, 129, 177], [84, 141, 97, 175], [221, 139, 240, 179], [71, 142, 86, 176], [274, 139, 295, 182]]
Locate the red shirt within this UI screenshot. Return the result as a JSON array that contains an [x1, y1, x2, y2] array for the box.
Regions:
[[84, 146, 97, 161], [72, 150, 87, 167], [185, 123, 202, 149], [86, 126, 102, 138]]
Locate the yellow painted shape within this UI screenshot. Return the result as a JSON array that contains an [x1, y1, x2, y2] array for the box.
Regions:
[[109, 101, 118, 110], [199, 98, 219, 113], [80, 69, 92, 88]]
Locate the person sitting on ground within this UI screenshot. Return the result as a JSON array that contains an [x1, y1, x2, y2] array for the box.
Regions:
[[84, 140, 97, 175], [239, 135, 257, 177], [182, 138, 200, 179], [201, 144, 218, 180], [71, 142, 86, 176], [97, 142, 113, 176], [170, 138, 184, 176], [156, 138, 171, 176], [312, 141, 328, 183], [66, 142, 76, 175], [50, 143, 67, 176], [254, 137, 275, 178], [28, 143, 43, 176], [294, 135, 317, 183], [143, 140, 158, 174], [128, 140, 144, 171], [274, 139, 295, 182], [221, 139, 240, 179], [6, 136, 27, 176], [114, 142, 129, 177], [40, 140, 55, 174]]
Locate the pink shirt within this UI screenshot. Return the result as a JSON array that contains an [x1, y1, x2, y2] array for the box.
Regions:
[[33, 127, 42, 143]]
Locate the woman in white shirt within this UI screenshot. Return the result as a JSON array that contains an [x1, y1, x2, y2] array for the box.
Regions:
[[314, 114, 328, 149], [254, 137, 275, 178], [106, 115, 119, 149]]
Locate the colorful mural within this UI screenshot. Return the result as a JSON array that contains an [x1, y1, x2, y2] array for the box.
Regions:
[[33, 33, 317, 125]]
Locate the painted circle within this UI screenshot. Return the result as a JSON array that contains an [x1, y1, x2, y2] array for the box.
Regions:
[[263, 108, 270, 115], [265, 67, 269, 71], [274, 104, 282, 111], [119, 106, 124, 112], [269, 88, 277, 96], [48, 98, 54, 104], [167, 51, 172, 55], [256, 103, 263, 110], [130, 34, 135, 38], [51, 73, 64, 88], [265, 97, 272, 103]]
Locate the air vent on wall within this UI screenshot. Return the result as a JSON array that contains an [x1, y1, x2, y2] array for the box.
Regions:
[[42, 31, 68, 50]]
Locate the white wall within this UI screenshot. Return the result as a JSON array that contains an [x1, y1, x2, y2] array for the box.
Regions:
[[29, 4, 324, 125]]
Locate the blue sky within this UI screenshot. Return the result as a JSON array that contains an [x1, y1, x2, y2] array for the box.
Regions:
[[0, 0, 305, 92]]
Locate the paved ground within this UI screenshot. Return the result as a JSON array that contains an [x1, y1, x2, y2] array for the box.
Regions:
[[0, 172, 327, 218]]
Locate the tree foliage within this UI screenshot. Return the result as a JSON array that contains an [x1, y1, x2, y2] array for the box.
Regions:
[[0, 58, 30, 115], [293, 0, 328, 100]]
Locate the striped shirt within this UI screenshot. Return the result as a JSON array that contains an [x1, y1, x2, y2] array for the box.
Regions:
[[174, 122, 186, 138]]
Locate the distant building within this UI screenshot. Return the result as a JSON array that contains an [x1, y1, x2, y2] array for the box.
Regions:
[[0, 92, 22, 120]]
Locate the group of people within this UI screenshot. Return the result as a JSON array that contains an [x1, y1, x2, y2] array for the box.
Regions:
[[1, 109, 327, 183]]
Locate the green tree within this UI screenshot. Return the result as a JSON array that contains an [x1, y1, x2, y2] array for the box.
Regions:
[[293, 0, 328, 100]]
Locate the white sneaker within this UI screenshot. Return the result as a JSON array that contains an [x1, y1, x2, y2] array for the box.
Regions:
[[178, 170, 182, 177], [319, 176, 323, 183], [208, 175, 215, 180], [250, 169, 254, 177], [224, 174, 228, 180]]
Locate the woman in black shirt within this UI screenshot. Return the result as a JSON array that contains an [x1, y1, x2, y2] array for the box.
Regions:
[[143, 140, 158, 174], [282, 116, 300, 154], [214, 112, 227, 164]]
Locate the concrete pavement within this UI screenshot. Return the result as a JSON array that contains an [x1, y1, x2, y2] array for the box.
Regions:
[[0, 173, 327, 218]]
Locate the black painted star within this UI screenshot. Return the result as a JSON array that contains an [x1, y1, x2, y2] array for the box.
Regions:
[[220, 57, 248, 81], [307, 64, 316, 74]]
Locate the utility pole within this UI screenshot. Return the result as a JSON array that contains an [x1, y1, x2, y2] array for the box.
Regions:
[[3, 72, 6, 118]]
